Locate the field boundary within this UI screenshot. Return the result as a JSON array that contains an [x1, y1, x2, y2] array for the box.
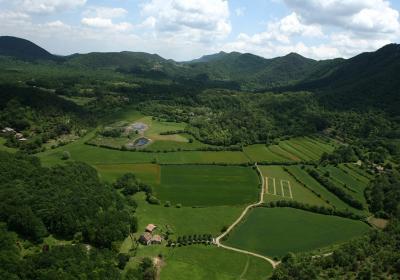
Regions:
[[214, 163, 280, 269]]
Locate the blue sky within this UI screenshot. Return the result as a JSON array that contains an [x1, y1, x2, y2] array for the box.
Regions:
[[1, 0, 400, 60]]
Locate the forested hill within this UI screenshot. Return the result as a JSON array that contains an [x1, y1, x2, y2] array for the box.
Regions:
[[0, 36, 56, 61], [279, 44, 400, 114], [1, 36, 399, 111]]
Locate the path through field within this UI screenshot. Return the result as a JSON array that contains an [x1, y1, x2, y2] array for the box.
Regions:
[[214, 163, 280, 268]]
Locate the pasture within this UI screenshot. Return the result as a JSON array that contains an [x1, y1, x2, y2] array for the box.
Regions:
[[224, 207, 370, 257], [38, 135, 250, 166], [259, 166, 328, 206], [134, 193, 243, 236], [157, 165, 260, 206], [159, 245, 273, 280]]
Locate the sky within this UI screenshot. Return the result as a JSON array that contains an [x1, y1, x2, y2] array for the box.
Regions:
[[1, 0, 400, 61]]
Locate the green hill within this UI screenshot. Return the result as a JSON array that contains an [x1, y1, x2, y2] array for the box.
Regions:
[[0, 36, 56, 61]]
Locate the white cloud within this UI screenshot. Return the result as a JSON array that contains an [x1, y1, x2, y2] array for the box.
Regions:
[[83, 7, 128, 19], [81, 17, 133, 32], [17, 0, 87, 14], [284, 0, 400, 35], [140, 0, 231, 42]]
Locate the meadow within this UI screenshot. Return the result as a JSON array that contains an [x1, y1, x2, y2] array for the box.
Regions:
[[224, 207, 370, 257], [159, 245, 273, 280], [133, 193, 243, 237], [259, 165, 328, 206], [157, 165, 260, 206]]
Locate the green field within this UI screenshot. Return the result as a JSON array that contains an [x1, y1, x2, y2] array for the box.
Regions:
[[38, 133, 250, 166], [0, 137, 17, 153], [94, 163, 160, 185], [157, 165, 260, 206], [134, 193, 243, 236], [259, 165, 328, 206], [244, 137, 335, 163], [160, 246, 273, 280], [224, 207, 370, 257], [317, 165, 368, 208], [285, 166, 365, 214]]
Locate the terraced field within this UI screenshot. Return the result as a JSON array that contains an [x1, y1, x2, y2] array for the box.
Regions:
[[224, 207, 370, 257], [317, 165, 369, 208], [244, 137, 336, 163], [285, 166, 365, 215]]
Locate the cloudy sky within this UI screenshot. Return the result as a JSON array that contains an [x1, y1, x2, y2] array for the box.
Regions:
[[1, 0, 400, 60]]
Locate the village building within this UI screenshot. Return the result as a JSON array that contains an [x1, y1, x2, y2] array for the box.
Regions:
[[15, 133, 24, 139], [139, 232, 152, 245], [2, 127, 16, 134], [145, 224, 157, 233], [151, 235, 162, 244]]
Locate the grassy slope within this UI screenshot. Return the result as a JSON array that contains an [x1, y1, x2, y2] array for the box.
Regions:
[[224, 207, 370, 257]]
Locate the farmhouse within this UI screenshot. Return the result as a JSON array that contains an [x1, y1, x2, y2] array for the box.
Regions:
[[151, 235, 162, 244], [145, 224, 157, 233], [139, 232, 152, 245]]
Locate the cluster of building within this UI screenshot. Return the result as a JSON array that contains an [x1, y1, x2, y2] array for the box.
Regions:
[[139, 224, 163, 246], [1, 127, 28, 141]]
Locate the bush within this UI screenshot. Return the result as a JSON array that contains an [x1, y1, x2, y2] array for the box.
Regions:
[[61, 151, 71, 160]]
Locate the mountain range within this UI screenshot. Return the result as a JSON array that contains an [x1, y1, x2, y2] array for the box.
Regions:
[[0, 35, 399, 113]]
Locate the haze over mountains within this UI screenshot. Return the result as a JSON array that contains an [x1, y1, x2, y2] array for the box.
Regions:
[[0, 36, 399, 114]]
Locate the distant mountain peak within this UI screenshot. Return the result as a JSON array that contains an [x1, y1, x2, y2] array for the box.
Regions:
[[0, 36, 55, 60]]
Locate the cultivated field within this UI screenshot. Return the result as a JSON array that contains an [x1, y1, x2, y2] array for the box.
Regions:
[[157, 165, 260, 206], [259, 165, 328, 206], [224, 207, 370, 257], [285, 165, 365, 214], [244, 136, 336, 163]]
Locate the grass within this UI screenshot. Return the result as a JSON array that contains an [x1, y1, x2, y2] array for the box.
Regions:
[[94, 163, 160, 186], [159, 245, 273, 280], [134, 193, 243, 237], [243, 144, 292, 163], [317, 165, 368, 207], [38, 132, 250, 166], [259, 165, 328, 206], [224, 207, 370, 258], [0, 137, 17, 153], [285, 166, 365, 215], [157, 165, 260, 206]]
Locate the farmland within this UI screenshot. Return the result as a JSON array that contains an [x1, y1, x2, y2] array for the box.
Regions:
[[134, 193, 243, 237], [159, 246, 273, 280], [285, 165, 365, 214], [224, 207, 370, 257], [244, 137, 336, 163], [157, 165, 260, 206], [259, 165, 328, 206]]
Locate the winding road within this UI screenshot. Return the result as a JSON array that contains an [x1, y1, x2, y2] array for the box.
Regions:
[[214, 163, 280, 268]]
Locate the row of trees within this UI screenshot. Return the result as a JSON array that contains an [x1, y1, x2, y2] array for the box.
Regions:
[[167, 234, 213, 247], [307, 169, 364, 210]]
